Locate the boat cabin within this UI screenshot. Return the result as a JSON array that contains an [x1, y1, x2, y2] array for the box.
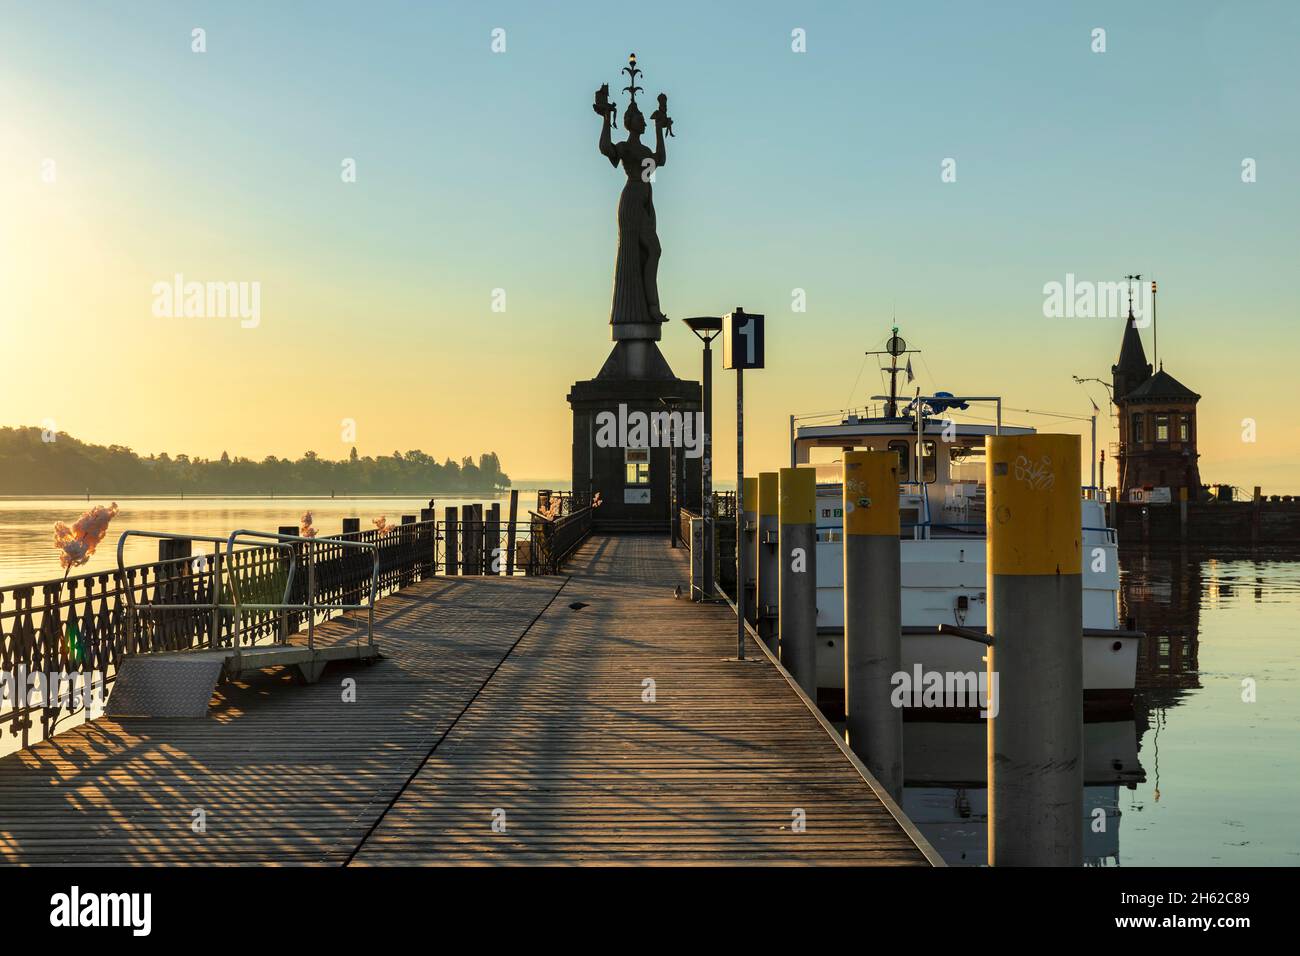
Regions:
[[790, 404, 1034, 540]]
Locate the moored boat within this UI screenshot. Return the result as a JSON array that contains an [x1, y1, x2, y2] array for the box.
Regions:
[[787, 334, 1137, 708]]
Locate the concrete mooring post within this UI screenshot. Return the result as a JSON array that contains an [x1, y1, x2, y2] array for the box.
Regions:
[[756, 471, 779, 651], [842, 451, 903, 801], [986, 433, 1083, 867], [779, 467, 818, 696], [741, 477, 758, 628]]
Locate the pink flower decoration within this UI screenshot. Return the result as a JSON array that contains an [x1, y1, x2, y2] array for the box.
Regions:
[[53, 502, 120, 571]]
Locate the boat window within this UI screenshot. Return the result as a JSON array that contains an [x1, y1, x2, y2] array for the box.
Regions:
[[948, 445, 985, 483], [920, 441, 938, 483], [888, 441, 910, 481]]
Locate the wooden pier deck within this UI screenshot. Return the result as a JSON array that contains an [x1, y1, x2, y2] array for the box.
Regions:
[[0, 535, 936, 866]]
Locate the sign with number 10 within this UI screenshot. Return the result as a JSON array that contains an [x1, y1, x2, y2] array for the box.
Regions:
[[722, 308, 765, 370]]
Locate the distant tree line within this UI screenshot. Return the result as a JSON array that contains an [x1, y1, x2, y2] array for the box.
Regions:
[[0, 427, 510, 496]]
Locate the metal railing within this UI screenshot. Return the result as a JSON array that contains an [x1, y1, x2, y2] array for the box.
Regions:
[[117, 529, 381, 650], [2, 520, 436, 753], [228, 529, 379, 649], [535, 490, 598, 518], [436, 507, 592, 576]]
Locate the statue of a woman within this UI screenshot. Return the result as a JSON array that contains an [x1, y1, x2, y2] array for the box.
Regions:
[[597, 85, 669, 328]]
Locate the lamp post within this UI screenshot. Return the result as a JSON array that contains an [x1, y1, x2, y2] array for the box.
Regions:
[[1073, 376, 1114, 496], [683, 316, 722, 600], [659, 395, 684, 547]]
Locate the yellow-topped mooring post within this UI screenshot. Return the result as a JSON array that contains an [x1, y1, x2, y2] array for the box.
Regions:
[[742, 477, 758, 627], [986, 433, 1083, 867], [779, 467, 818, 695], [842, 451, 902, 800], [756, 472, 780, 650]]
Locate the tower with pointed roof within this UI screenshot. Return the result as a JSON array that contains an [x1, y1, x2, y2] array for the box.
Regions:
[[1111, 295, 1202, 498]]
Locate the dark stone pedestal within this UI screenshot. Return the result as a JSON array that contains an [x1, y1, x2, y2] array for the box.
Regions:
[[568, 342, 701, 533]]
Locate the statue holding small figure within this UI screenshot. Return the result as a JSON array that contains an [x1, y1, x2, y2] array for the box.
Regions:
[[595, 53, 672, 329]]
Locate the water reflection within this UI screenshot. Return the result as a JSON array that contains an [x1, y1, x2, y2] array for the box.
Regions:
[[0, 495, 516, 587], [903, 544, 1300, 866], [902, 718, 1144, 866], [1125, 548, 1202, 694]]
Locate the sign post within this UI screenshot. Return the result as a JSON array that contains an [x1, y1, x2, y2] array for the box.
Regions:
[[723, 307, 765, 660]]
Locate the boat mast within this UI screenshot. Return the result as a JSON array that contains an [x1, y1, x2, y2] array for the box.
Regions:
[[864, 327, 918, 418]]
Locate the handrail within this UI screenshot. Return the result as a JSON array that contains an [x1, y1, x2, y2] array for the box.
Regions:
[[116, 530, 294, 652], [115, 528, 380, 653], [3, 521, 433, 755], [227, 529, 381, 649]]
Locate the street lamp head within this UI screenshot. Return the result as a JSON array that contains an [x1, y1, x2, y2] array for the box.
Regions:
[[682, 315, 723, 342]]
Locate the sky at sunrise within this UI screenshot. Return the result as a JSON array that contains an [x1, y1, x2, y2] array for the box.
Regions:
[[2, 1, 1297, 489]]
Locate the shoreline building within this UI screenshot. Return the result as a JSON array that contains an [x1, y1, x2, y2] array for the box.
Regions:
[[1110, 296, 1202, 501]]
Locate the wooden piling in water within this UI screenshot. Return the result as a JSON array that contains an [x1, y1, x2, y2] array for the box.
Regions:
[[487, 503, 501, 574], [986, 433, 1083, 867], [461, 505, 477, 574], [473, 503, 485, 574], [505, 490, 519, 575], [444, 506, 459, 575], [158, 538, 192, 563], [419, 509, 435, 578]]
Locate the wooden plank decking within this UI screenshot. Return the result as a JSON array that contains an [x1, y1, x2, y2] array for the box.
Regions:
[[0, 535, 936, 866]]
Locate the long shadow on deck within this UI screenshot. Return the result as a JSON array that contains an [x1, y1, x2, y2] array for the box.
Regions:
[[0, 575, 564, 865], [351, 535, 930, 865]]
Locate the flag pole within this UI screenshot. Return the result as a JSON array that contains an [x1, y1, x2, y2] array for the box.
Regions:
[[1152, 279, 1158, 368]]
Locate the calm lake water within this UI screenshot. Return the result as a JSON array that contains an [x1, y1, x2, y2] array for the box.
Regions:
[[1, 498, 1295, 865], [903, 545, 1300, 866], [0, 493, 540, 587]]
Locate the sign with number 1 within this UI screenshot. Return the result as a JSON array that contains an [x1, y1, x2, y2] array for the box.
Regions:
[[722, 308, 765, 370]]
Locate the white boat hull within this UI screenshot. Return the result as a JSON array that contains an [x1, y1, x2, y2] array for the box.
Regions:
[[810, 497, 1136, 696]]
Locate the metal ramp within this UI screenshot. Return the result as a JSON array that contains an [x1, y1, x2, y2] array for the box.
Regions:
[[106, 643, 380, 718], [106, 527, 383, 719]]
